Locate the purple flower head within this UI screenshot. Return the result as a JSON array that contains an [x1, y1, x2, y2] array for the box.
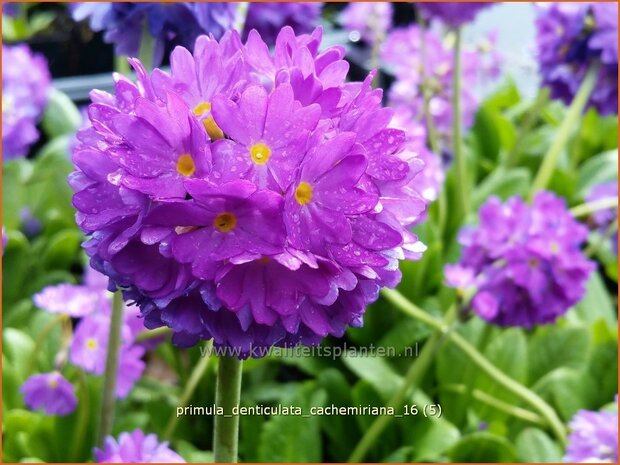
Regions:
[[20, 372, 77, 416], [382, 26, 500, 145], [2, 44, 51, 160], [535, 2, 618, 115], [446, 192, 595, 328], [339, 2, 393, 44], [69, 310, 146, 398], [71, 27, 429, 358], [417, 2, 494, 28], [95, 429, 185, 463], [564, 400, 618, 462], [72, 3, 236, 66], [586, 181, 618, 254], [244, 2, 322, 44]]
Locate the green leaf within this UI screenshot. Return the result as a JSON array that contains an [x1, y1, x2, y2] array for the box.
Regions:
[[577, 150, 618, 197], [411, 419, 461, 462], [516, 428, 562, 462], [41, 88, 82, 138], [448, 432, 516, 462], [174, 440, 213, 463], [532, 367, 596, 421], [257, 383, 326, 463], [342, 356, 401, 400], [3, 328, 36, 380], [383, 446, 413, 462], [471, 167, 531, 211], [41, 229, 82, 270], [527, 326, 589, 385], [571, 271, 617, 332]]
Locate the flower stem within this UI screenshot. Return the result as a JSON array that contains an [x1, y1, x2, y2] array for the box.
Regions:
[[96, 291, 124, 447], [441, 384, 545, 426], [164, 340, 213, 440], [138, 21, 155, 71], [529, 63, 599, 200], [213, 355, 243, 463], [381, 288, 567, 445], [570, 197, 618, 218], [452, 26, 468, 216], [348, 307, 456, 463]]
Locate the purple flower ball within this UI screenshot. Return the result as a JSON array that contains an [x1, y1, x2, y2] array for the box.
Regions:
[[339, 2, 393, 44], [2, 44, 51, 160], [95, 429, 185, 463], [20, 372, 77, 416], [535, 2, 618, 115], [416, 2, 494, 28], [564, 400, 618, 462], [70, 28, 429, 357], [71, 2, 236, 66], [244, 3, 322, 44], [446, 192, 595, 328]]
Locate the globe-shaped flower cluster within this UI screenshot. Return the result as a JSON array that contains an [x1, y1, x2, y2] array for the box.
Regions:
[[446, 192, 594, 328], [70, 27, 428, 357]]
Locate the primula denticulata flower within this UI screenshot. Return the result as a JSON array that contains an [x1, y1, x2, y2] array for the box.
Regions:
[[70, 27, 430, 358]]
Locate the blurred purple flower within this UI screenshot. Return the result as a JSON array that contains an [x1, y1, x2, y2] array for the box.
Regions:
[[446, 192, 595, 327], [2, 2, 19, 17], [70, 28, 429, 357], [70, 312, 146, 399], [416, 2, 494, 28], [586, 181, 618, 254], [2, 44, 51, 160], [71, 2, 236, 66], [382, 25, 501, 146], [535, 2, 618, 115], [20, 372, 77, 416], [339, 2, 393, 43], [244, 2, 322, 44], [95, 429, 185, 463], [564, 400, 618, 462]]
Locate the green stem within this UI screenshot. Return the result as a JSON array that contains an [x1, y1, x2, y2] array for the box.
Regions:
[[570, 197, 618, 218], [136, 326, 171, 343], [114, 55, 130, 75], [71, 370, 91, 461], [96, 291, 125, 447], [164, 341, 213, 440], [452, 26, 468, 216], [138, 21, 155, 71], [529, 64, 599, 200], [382, 288, 567, 445], [348, 306, 457, 463], [442, 384, 545, 426], [213, 356, 243, 463]]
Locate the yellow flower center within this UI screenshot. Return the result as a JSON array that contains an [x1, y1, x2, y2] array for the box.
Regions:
[[295, 182, 313, 205], [529, 259, 539, 268], [47, 377, 59, 389], [250, 142, 271, 165], [193, 101, 212, 116], [86, 338, 98, 350], [213, 212, 237, 232], [176, 153, 196, 177]]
